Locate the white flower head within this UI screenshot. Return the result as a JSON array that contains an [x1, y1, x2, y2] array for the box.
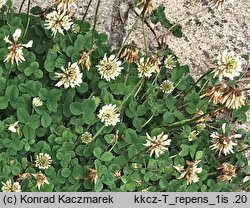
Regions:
[[212, 49, 243, 81], [174, 160, 202, 185], [210, 123, 240, 156], [8, 121, 20, 133], [4, 29, 33, 65], [143, 132, 171, 158], [32, 172, 49, 190], [97, 104, 120, 126], [164, 55, 177, 69], [81, 132, 93, 144], [188, 130, 198, 141], [96, 54, 123, 81], [0, 0, 7, 9], [32, 97, 43, 107], [55, 62, 83, 88], [160, 80, 174, 94], [137, 57, 155, 78], [35, 153, 52, 170], [1, 180, 21, 192], [45, 10, 73, 37]]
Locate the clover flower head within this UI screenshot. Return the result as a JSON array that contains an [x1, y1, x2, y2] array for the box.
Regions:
[[45, 10, 73, 37], [35, 153, 52, 170], [143, 132, 171, 158], [4, 29, 33, 65], [81, 132, 93, 144], [209, 0, 234, 10], [212, 49, 242, 81], [137, 57, 155, 78], [96, 54, 123, 81], [1, 180, 21, 192], [8, 121, 20, 133], [32, 172, 49, 190], [217, 162, 236, 182], [210, 123, 240, 156], [0, 0, 7, 9], [174, 160, 202, 185], [98, 104, 120, 126], [32, 97, 43, 107], [164, 55, 177, 69], [55, 62, 83, 88], [160, 80, 174, 94]]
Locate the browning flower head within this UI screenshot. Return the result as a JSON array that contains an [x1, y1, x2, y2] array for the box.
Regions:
[[97, 104, 120, 126], [0, 0, 6, 9], [195, 109, 211, 123], [96, 54, 123, 81], [4, 29, 33, 65], [136, 0, 154, 14], [143, 132, 171, 158], [149, 54, 162, 73], [212, 49, 242, 81], [113, 171, 122, 179], [16, 173, 32, 183], [78, 51, 92, 70], [209, 0, 234, 10], [210, 123, 240, 156], [32, 172, 49, 190], [55, 62, 83, 88], [120, 46, 139, 63], [174, 160, 202, 186], [45, 10, 73, 37], [217, 162, 236, 182], [221, 86, 246, 109], [1, 180, 21, 192], [137, 57, 155, 78], [201, 84, 246, 110], [86, 168, 98, 184], [201, 84, 226, 105], [55, 0, 76, 15], [35, 153, 52, 170]]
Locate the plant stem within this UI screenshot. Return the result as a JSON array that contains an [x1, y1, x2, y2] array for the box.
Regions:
[[23, 0, 31, 38], [93, 78, 145, 141], [141, 115, 153, 128], [82, 0, 93, 22], [141, 17, 148, 56], [198, 78, 210, 94], [117, 17, 140, 57], [163, 107, 224, 128], [66, 31, 73, 44], [134, 78, 145, 98], [116, 0, 151, 57], [118, 78, 145, 111], [132, 8, 161, 48], [19, 0, 26, 14], [121, 147, 148, 169], [179, 70, 212, 99], [91, 0, 101, 49], [124, 62, 131, 84], [92, 125, 105, 141]]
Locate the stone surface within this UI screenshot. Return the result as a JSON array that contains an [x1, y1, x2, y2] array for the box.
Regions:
[[13, 0, 249, 76]]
